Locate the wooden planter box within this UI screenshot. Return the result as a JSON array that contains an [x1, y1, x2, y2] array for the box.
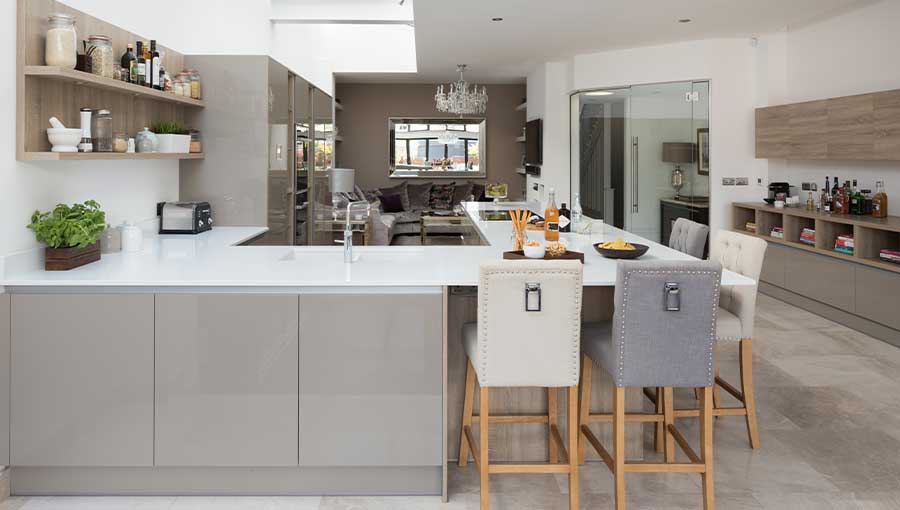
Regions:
[[45, 242, 101, 271]]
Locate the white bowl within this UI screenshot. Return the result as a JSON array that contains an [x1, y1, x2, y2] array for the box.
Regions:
[[47, 128, 82, 152], [523, 243, 546, 259]]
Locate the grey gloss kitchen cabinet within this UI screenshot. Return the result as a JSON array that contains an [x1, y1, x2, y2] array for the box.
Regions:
[[0, 294, 9, 465], [785, 249, 855, 311], [298, 291, 442, 467], [10, 294, 154, 466], [154, 294, 299, 466]]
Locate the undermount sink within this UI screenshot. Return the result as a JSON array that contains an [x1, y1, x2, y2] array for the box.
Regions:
[[278, 246, 425, 263]]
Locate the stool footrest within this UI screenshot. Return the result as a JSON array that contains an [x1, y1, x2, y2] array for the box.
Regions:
[[589, 412, 664, 423], [674, 407, 748, 418], [488, 464, 572, 474], [471, 414, 549, 424], [625, 462, 706, 473]]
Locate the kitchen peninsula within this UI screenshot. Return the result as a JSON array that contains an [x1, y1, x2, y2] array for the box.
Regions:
[[0, 202, 754, 499]]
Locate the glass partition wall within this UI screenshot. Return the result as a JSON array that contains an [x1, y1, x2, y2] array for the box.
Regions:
[[570, 81, 710, 243]]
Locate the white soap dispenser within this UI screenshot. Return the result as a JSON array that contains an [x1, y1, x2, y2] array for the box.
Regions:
[[121, 222, 143, 252]]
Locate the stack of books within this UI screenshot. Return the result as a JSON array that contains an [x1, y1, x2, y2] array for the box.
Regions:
[[800, 228, 816, 246], [880, 249, 900, 264], [770, 226, 784, 239], [834, 234, 854, 255], [745, 221, 757, 233]]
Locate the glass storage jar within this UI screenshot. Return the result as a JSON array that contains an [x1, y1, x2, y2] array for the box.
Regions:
[[87, 35, 113, 79], [189, 129, 202, 153], [187, 69, 202, 99], [45, 14, 77, 68], [112, 133, 129, 153], [91, 109, 113, 152], [135, 127, 157, 153], [172, 73, 187, 96]]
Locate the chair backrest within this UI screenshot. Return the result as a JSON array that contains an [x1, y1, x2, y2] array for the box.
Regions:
[[611, 260, 722, 388], [709, 230, 767, 339], [669, 218, 710, 259], [477, 260, 584, 387]]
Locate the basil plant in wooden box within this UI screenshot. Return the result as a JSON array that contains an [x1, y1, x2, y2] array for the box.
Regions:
[[27, 200, 106, 270]]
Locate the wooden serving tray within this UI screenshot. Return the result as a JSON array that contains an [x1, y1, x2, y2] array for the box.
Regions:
[[503, 250, 585, 263]]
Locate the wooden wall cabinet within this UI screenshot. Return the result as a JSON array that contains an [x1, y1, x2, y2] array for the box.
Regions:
[[756, 88, 900, 161]]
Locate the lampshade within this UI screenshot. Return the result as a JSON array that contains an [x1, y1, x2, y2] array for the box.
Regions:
[[329, 168, 355, 193], [662, 142, 695, 164]]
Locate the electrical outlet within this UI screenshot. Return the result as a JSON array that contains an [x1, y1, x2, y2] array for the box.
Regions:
[[757, 178, 764, 186], [722, 177, 736, 186], [736, 177, 749, 186]]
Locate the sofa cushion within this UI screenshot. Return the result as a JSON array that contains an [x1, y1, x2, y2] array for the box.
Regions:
[[430, 183, 456, 210], [377, 182, 410, 211], [452, 182, 474, 205], [407, 182, 433, 210], [380, 193, 404, 213], [393, 210, 422, 224], [355, 184, 377, 203]]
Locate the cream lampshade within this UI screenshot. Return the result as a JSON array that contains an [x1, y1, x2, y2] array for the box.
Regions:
[[662, 142, 694, 199], [329, 168, 355, 193]]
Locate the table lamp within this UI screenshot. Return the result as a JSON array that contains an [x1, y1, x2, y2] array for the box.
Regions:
[[662, 142, 694, 199], [329, 168, 355, 220]]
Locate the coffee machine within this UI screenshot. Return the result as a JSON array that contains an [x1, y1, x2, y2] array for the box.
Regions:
[[766, 182, 791, 204]]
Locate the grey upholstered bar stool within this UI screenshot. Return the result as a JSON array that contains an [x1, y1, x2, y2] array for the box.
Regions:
[[578, 260, 722, 510], [669, 217, 710, 259], [458, 259, 583, 510]]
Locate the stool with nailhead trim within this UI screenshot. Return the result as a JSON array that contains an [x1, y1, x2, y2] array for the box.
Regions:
[[458, 259, 584, 510], [578, 260, 722, 510]]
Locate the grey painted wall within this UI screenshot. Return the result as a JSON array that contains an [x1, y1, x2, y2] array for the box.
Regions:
[[335, 83, 527, 198]]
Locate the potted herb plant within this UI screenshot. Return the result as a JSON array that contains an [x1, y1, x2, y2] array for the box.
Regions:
[[152, 121, 191, 153], [27, 200, 106, 270]]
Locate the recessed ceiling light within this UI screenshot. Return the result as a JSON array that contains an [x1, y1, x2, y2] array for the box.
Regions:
[[491, 17, 504, 22], [678, 18, 692, 23], [586, 91, 614, 96]]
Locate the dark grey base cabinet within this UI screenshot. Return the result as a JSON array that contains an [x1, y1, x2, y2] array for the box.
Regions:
[[660, 200, 709, 248]]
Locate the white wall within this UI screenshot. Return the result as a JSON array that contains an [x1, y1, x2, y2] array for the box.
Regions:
[[525, 61, 573, 208], [529, 38, 766, 235], [763, 0, 900, 199]]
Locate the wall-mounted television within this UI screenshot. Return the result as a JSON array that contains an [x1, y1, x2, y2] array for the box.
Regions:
[[525, 118, 542, 166]]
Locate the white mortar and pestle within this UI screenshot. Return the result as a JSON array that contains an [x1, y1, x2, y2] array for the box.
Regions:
[[47, 117, 82, 153]]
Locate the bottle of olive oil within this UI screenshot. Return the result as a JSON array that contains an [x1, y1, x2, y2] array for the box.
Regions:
[[544, 188, 560, 242]]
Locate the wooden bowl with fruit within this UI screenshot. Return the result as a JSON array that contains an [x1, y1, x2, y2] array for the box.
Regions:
[[594, 238, 650, 259]]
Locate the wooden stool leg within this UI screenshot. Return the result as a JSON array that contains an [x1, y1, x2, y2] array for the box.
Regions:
[[458, 360, 476, 466], [700, 386, 715, 510], [578, 354, 592, 464], [655, 387, 664, 453], [548, 387, 558, 464], [568, 386, 580, 510], [613, 386, 626, 510], [480, 386, 490, 510], [740, 338, 761, 449], [713, 343, 723, 410], [662, 387, 675, 463]]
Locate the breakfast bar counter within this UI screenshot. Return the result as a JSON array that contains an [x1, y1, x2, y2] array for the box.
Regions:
[[0, 202, 754, 499]]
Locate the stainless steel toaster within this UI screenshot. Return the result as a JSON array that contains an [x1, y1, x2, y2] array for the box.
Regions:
[[158, 202, 213, 234]]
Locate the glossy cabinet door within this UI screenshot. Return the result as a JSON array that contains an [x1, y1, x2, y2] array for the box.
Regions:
[[785, 250, 855, 311], [298, 291, 442, 467], [0, 294, 9, 465], [855, 266, 900, 330], [10, 294, 154, 466], [154, 294, 299, 466]]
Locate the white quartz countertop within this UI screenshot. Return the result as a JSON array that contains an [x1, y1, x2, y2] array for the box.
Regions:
[[1, 203, 755, 288]]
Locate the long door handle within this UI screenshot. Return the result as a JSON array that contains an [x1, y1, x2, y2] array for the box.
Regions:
[[632, 136, 639, 213]]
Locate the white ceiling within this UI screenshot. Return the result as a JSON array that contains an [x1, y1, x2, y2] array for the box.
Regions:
[[337, 0, 873, 84]]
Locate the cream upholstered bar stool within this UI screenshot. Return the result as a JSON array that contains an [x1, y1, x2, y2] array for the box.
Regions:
[[458, 259, 584, 510], [677, 230, 767, 449], [579, 260, 722, 510], [669, 218, 710, 259]]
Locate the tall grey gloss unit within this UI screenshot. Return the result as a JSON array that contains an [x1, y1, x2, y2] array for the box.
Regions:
[[0, 294, 9, 465], [180, 56, 293, 245]]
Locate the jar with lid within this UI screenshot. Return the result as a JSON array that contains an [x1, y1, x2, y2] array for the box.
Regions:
[[172, 73, 187, 97], [45, 14, 77, 68], [186, 69, 202, 99], [189, 129, 202, 153], [135, 127, 157, 153], [87, 35, 113, 79], [112, 132, 129, 153], [91, 109, 113, 152]]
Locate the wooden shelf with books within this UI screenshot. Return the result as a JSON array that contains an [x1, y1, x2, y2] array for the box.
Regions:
[[732, 202, 900, 274]]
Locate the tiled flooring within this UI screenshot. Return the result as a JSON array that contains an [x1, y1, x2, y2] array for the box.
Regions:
[[3, 294, 900, 509]]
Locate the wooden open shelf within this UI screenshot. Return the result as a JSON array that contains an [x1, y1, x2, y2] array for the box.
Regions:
[[733, 202, 900, 274], [24, 66, 205, 107], [21, 152, 205, 161]]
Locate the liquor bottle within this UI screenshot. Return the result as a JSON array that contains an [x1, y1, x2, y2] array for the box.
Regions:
[[832, 176, 840, 197], [150, 40, 161, 90], [833, 183, 845, 214], [544, 188, 560, 242], [143, 41, 152, 87], [841, 182, 851, 214], [849, 179, 860, 214], [873, 180, 888, 218], [120, 43, 135, 83], [559, 203, 571, 232], [823, 177, 831, 213], [135, 41, 145, 86], [571, 193, 583, 232]]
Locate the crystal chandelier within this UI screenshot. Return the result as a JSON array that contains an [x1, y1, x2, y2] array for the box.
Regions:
[[435, 64, 488, 116]]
